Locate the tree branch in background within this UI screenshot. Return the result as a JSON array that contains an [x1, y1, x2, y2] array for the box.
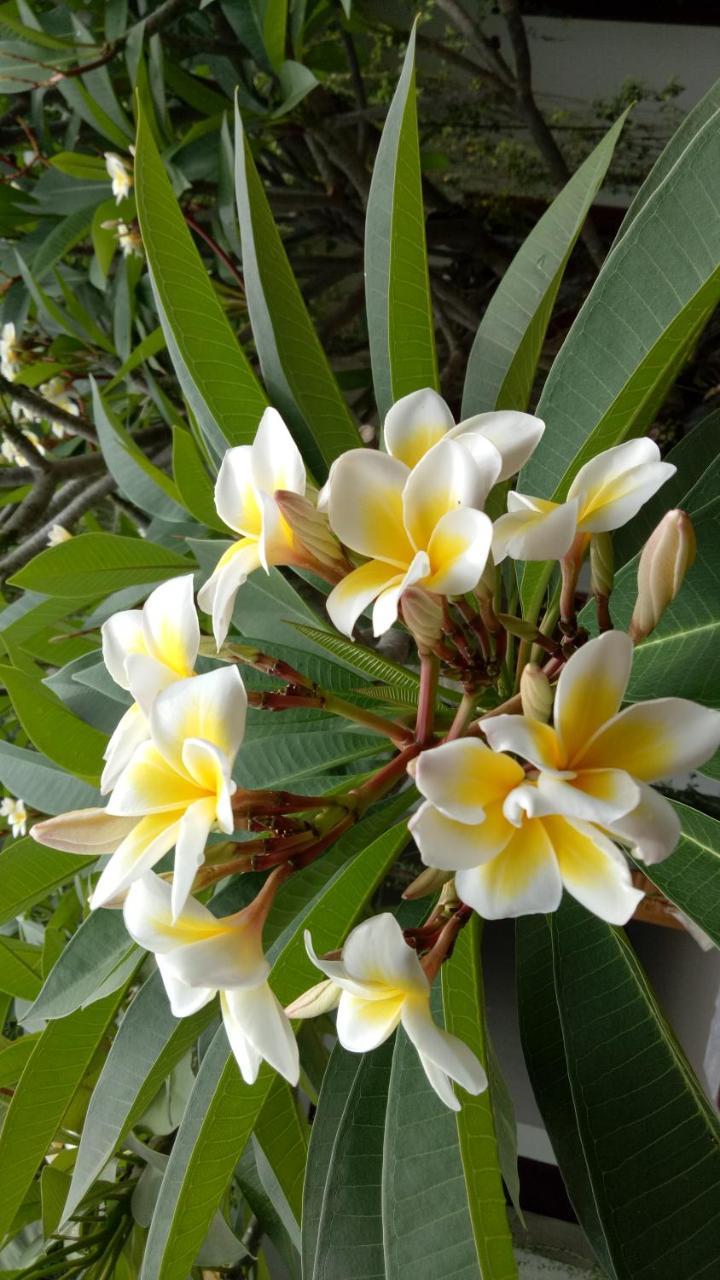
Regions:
[[0, 374, 96, 442]]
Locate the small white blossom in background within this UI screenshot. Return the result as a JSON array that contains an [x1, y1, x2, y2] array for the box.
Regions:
[[38, 377, 80, 437], [0, 797, 27, 839], [1, 429, 46, 465], [47, 525, 72, 547], [105, 152, 133, 203], [0, 322, 23, 380], [117, 222, 143, 258]]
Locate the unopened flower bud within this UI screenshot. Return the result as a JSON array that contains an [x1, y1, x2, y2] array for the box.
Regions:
[[403, 865, 452, 900], [401, 587, 444, 656], [274, 489, 350, 579], [520, 663, 554, 723], [590, 532, 614, 598], [285, 978, 341, 1019], [630, 510, 696, 643]]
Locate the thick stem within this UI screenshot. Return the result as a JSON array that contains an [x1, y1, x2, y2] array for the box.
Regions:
[[415, 654, 439, 745], [444, 691, 476, 742]]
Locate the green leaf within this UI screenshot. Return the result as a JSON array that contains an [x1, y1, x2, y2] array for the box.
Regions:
[[441, 918, 517, 1278], [519, 900, 720, 1280], [9, 533, 191, 597], [365, 22, 437, 420], [172, 426, 225, 530], [32, 208, 93, 281], [234, 103, 359, 478], [103, 326, 166, 392], [50, 152, 109, 181], [0, 936, 43, 1000], [28, 909, 136, 1021], [254, 1076, 308, 1228], [0, 987, 127, 1242], [64, 969, 217, 1221], [636, 801, 720, 946], [263, 0, 288, 69], [462, 112, 627, 416], [0, 835, 94, 926], [0, 1033, 39, 1088], [0, 665, 108, 782], [0, 741, 101, 815], [519, 103, 720, 615], [134, 104, 268, 458], [140, 820, 411, 1280], [92, 381, 186, 522], [289, 621, 420, 691]]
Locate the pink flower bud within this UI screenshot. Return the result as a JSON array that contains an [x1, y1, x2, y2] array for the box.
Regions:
[[630, 510, 696, 643]]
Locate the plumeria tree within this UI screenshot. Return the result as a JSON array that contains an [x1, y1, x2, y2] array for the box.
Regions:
[[1, 13, 720, 1280]]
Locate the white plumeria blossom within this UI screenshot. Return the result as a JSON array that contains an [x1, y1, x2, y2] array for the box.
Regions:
[[38, 376, 80, 436], [101, 575, 200, 793], [1, 322, 22, 380], [493, 438, 676, 563], [123, 872, 299, 1086], [44, 664, 247, 919], [105, 151, 133, 203], [482, 631, 720, 864], [304, 913, 487, 1111], [198, 408, 307, 647], [325, 438, 494, 637], [411, 738, 644, 924], [0, 796, 27, 838], [47, 524, 72, 547], [117, 222, 142, 258]]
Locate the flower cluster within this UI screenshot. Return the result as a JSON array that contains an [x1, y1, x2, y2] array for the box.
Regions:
[[29, 390, 720, 1110]]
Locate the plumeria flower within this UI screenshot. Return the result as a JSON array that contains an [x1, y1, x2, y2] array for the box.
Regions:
[[319, 389, 544, 507], [0, 322, 23, 380], [123, 872, 299, 1085], [410, 739, 644, 924], [198, 408, 347, 647], [482, 631, 720, 864], [47, 524, 72, 547], [38, 376, 80, 437], [105, 152, 133, 203], [303, 913, 487, 1110], [35, 665, 246, 919], [116, 222, 143, 258], [325, 438, 494, 637], [100, 575, 199, 793], [0, 796, 27, 838], [493, 438, 676, 563]]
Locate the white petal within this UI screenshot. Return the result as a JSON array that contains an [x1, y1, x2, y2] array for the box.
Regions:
[[424, 507, 492, 595], [336, 992, 404, 1051], [456, 819, 562, 918], [150, 666, 247, 774], [156, 958, 215, 1016], [342, 913, 428, 992], [326, 559, 402, 638], [251, 406, 305, 497], [101, 702, 148, 795], [568, 439, 675, 533], [141, 575, 199, 677], [31, 807, 137, 855], [482, 714, 563, 772], [170, 797, 216, 921], [577, 698, 720, 781], [415, 736, 523, 823], [284, 978, 341, 1019], [220, 990, 263, 1083], [222, 985, 299, 1085], [101, 609, 146, 689], [452, 410, 545, 482], [197, 538, 263, 649], [106, 742, 197, 815], [383, 389, 454, 467], [326, 450, 413, 566], [608, 782, 681, 864], [402, 999, 487, 1102], [492, 496, 578, 562], [372, 551, 429, 636], [123, 871, 215, 953], [410, 800, 512, 870], [303, 930, 374, 999], [214, 446, 263, 537], [124, 654, 179, 719], [543, 815, 643, 925], [553, 631, 633, 765], [536, 769, 640, 825], [90, 813, 182, 908], [403, 438, 492, 551]]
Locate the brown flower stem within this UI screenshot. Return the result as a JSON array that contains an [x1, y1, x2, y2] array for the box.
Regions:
[[444, 690, 477, 742], [231, 787, 355, 817], [415, 654, 439, 744], [420, 904, 474, 980], [193, 832, 315, 886], [595, 592, 612, 633], [456, 599, 491, 661]]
